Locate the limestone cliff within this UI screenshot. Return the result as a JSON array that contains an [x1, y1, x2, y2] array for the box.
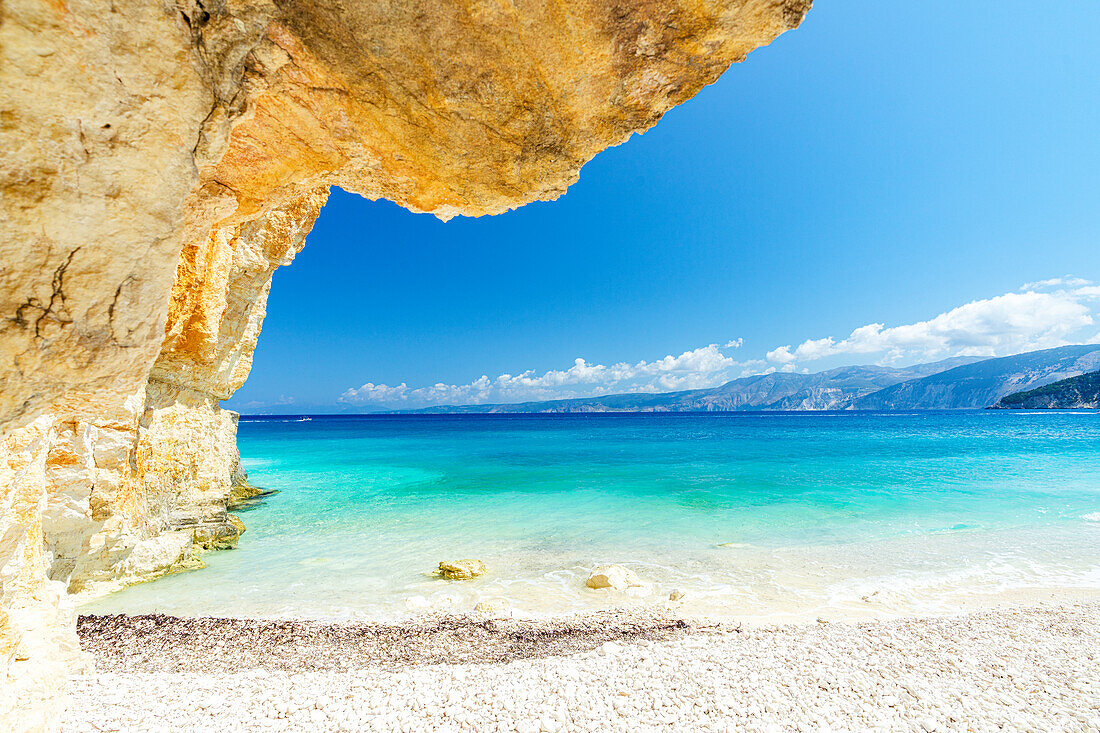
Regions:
[[0, 1, 810, 728]]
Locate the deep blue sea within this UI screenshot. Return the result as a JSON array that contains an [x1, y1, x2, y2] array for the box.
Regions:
[[85, 411, 1100, 621]]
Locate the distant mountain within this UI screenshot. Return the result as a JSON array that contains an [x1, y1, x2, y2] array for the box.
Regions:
[[659, 357, 981, 412], [405, 356, 981, 414], [992, 370, 1100, 409], [403, 346, 1100, 413], [850, 345, 1100, 410]]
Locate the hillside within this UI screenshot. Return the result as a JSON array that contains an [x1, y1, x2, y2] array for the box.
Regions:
[[849, 345, 1100, 410], [405, 346, 1100, 413], [992, 370, 1100, 409], [406, 356, 979, 413]]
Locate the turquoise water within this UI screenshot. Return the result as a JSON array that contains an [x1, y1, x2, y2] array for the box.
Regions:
[[85, 411, 1100, 621]]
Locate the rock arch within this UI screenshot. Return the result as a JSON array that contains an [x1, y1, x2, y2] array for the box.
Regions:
[[0, 1, 809, 728]]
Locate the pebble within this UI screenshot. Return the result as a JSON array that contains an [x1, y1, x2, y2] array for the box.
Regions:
[[61, 603, 1100, 732]]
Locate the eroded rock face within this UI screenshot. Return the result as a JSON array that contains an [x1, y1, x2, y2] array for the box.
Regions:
[[0, 1, 214, 433], [40, 187, 330, 601], [0, 416, 89, 732], [217, 0, 812, 220], [0, 0, 809, 727]]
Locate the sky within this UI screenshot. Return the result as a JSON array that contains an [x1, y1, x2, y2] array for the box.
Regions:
[[225, 0, 1100, 414]]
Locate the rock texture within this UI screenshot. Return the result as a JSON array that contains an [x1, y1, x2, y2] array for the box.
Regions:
[[586, 565, 644, 591], [0, 0, 810, 728], [438, 559, 488, 581]]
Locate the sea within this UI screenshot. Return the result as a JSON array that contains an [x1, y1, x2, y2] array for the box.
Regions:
[[83, 411, 1100, 622]]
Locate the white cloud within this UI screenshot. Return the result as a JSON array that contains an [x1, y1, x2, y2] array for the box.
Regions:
[[1020, 276, 1092, 291], [765, 281, 1098, 368], [340, 277, 1100, 410], [340, 343, 746, 409], [765, 345, 795, 364]]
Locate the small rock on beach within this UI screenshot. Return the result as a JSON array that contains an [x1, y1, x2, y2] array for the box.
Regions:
[[586, 564, 643, 590], [438, 559, 487, 580]]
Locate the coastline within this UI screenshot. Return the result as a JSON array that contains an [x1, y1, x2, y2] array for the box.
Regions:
[[63, 602, 1100, 731]]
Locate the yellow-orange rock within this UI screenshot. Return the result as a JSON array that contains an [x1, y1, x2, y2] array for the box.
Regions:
[[439, 559, 489, 580]]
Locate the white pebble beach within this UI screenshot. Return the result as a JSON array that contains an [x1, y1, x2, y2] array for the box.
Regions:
[[62, 603, 1100, 732]]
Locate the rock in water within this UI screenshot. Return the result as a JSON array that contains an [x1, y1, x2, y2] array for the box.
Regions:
[[669, 590, 686, 602], [586, 565, 643, 590], [193, 514, 246, 551], [438, 559, 487, 580]]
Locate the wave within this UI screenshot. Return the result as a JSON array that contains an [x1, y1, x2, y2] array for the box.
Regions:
[[239, 416, 313, 423], [1010, 411, 1098, 416]]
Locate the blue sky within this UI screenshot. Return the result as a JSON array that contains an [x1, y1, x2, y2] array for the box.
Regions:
[[226, 0, 1100, 413]]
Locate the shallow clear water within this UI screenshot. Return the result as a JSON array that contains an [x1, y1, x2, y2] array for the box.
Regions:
[[84, 411, 1100, 621]]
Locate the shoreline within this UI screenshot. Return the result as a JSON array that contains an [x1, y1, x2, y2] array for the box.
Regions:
[[77, 569, 1100, 628], [64, 602, 1100, 731]]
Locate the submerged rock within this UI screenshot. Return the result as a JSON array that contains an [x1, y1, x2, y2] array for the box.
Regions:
[[438, 559, 487, 580], [227, 482, 278, 511], [669, 590, 687, 602], [193, 515, 246, 551], [586, 565, 643, 591]]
